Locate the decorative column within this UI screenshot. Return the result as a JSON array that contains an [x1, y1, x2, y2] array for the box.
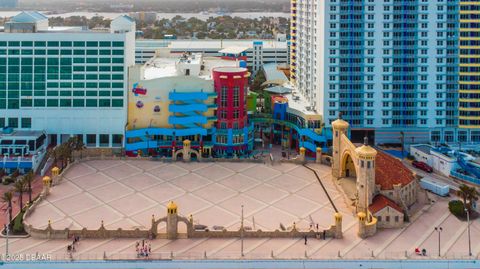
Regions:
[[166, 201, 178, 240], [334, 212, 343, 239], [299, 147, 306, 163], [42, 176, 52, 197], [316, 147, 322, 163], [51, 166, 60, 185], [183, 140, 191, 162], [357, 212, 367, 238]]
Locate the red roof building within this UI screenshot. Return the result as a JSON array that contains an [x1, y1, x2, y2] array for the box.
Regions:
[[369, 194, 404, 214], [375, 150, 415, 190]]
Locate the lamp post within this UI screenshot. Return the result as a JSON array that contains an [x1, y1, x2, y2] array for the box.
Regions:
[[434, 227, 443, 257], [465, 208, 472, 256], [5, 206, 10, 260], [241, 205, 244, 257]]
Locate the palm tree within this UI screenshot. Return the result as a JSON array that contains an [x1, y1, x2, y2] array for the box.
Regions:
[[457, 184, 479, 212], [13, 179, 26, 212], [23, 171, 35, 204], [2, 191, 13, 226]]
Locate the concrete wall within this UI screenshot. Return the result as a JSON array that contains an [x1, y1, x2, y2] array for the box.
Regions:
[[373, 207, 404, 229]]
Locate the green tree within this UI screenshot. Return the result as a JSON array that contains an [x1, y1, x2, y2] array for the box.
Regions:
[[457, 184, 480, 212], [13, 179, 26, 212], [2, 191, 13, 226], [23, 171, 35, 204]]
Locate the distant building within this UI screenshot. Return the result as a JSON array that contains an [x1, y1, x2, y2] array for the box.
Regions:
[[135, 39, 289, 73], [0, 12, 136, 148], [0, 0, 18, 8]]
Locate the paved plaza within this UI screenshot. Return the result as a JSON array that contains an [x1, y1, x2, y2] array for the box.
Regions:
[[6, 160, 480, 260]]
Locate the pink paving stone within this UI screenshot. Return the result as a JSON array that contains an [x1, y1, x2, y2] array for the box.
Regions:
[[269, 162, 298, 173], [153, 239, 205, 253], [267, 173, 311, 193], [174, 162, 214, 172], [272, 194, 321, 218], [47, 181, 83, 202], [70, 205, 124, 229], [218, 194, 267, 216], [346, 228, 400, 259], [294, 183, 333, 205], [447, 223, 480, 256], [244, 183, 289, 204], [218, 162, 256, 172], [241, 165, 282, 181], [148, 164, 189, 181], [217, 173, 260, 192], [85, 160, 122, 171], [173, 193, 212, 215], [120, 173, 164, 191], [142, 182, 185, 203], [72, 172, 114, 191], [131, 205, 167, 228], [105, 218, 143, 230], [192, 206, 238, 227], [185, 238, 238, 255], [252, 206, 299, 230], [89, 182, 135, 203], [308, 207, 340, 228], [24, 203, 65, 228], [62, 163, 95, 179], [192, 183, 237, 203], [102, 163, 142, 180], [210, 238, 268, 258], [310, 226, 358, 259], [18, 239, 69, 254], [107, 193, 157, 216], [276, 238, 327, 258], [125, 160, 165, 171], [246, 238, 297, 257], [0, 237, 53, 254], [194, 164, 236, 181], [287, 166, 323, 181], [84, 239, 139, 255], [170, 173, 213, 192], [418, 214, 464, 255], [52, 192, 102, 215]]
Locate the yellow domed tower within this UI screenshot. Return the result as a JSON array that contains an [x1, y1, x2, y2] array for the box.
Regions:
[[331, 115, 350, 179], [354, 137, 377, 213], [166, 201, 178, 239]]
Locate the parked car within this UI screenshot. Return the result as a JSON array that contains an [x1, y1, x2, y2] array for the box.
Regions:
[[412, 161, 433, 173]]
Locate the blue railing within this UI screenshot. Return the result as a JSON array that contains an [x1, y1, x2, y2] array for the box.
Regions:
[[451, 171, 480, 185]]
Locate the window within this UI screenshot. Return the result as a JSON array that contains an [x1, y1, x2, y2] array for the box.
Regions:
[[395, 216, 399, 222], [386, 216, 390, 222], [21, 118, 31, 128], [112, 134, 123, 147], [99, 134, 109, 147], [86, 134, 96, 146], [0, 118, 4, 128], [8, 118, 18, 128]]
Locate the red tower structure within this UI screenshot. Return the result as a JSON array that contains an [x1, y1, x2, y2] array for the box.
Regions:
[[212, 66, 252, 157]]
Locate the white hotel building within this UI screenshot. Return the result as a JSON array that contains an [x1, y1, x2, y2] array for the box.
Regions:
[[0, 11, 136, 148]]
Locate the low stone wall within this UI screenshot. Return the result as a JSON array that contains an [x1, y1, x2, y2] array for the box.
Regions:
[[26, 225, 151, 240]]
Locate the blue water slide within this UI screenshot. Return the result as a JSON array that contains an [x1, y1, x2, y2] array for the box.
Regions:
[[169, 103, 208, 113], [457, 155, 480, 179], [168, 115, 207, 125], [169, 92, 209, 101], [300, 129, 327, 143], [125, 127, 207, 139]]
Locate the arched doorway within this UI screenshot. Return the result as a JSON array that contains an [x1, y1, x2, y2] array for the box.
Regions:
[[176, 152, 183, 161], [339, 151, 358, 206]]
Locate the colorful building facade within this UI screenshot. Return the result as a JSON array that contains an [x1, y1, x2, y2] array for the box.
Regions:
[[125, 53, 254, 158]]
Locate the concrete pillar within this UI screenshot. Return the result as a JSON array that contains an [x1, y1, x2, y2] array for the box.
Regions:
[[299, 147, 306, 163], [42, 176, 51, 196], [334, 212, 343, 239], [316, 147, 322, 163], [183, 140, 191, 162], [357, 212, 366, 238]]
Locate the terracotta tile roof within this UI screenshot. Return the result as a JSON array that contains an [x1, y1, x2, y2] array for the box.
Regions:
[[369, 194, 403, 214], [375, 150, 415, 190]]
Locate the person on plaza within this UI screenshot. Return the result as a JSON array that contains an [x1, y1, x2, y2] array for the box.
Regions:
[[415, 247, 420, 255], [304, 235, 308, 245]]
